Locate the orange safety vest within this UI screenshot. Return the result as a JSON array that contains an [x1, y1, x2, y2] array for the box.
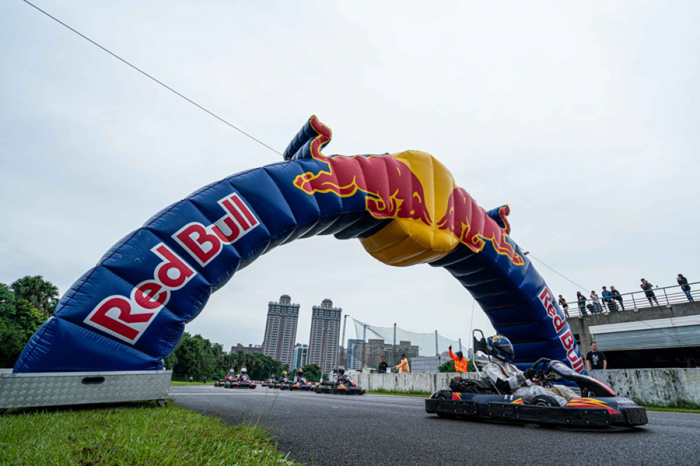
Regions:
[[395, 358, 410, 374], [449, 349, 469, 372]]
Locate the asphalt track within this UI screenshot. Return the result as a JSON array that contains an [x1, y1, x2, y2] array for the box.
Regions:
[[171, 385, 700, 466]]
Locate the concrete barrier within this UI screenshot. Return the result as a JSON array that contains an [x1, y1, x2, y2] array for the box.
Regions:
[[356, 372, 479, 393], [590, 368, 700, 406], [357, 368, 700, 406]]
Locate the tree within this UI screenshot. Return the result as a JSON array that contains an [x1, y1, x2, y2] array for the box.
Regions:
[[0, 283, 46, 365], [301, 364, 321, 382], [10, 276, 59, 316]]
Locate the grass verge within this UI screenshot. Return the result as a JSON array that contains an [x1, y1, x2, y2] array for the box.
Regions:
[[0, 401, 296, 465], [366, 388, 431, 398], [170, 380, 210, 386], [633, 398, 700, 414]]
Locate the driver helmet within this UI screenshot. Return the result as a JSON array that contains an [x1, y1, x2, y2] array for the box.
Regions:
[[229, 368, 235, 374], [282, 371, 288, 377], [486, 335, 514, 363], [240, 367, 247, 375], [338, 366, 345, 375], [296, 369, 303, 376], [333, 368, 338, 374]]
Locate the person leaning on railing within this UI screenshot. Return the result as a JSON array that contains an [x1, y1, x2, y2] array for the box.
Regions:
[[601, 286, 617, 312], [678, 274, 694, 302], [576, 291, 588, 317], [610, 286, 624, 310], [558, 295, 570, 318]]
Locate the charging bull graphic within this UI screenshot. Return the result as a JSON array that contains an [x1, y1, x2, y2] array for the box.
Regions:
[[14, 115, 582, 376]]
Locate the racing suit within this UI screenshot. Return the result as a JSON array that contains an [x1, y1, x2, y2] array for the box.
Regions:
[[483, 359, 574, 407]]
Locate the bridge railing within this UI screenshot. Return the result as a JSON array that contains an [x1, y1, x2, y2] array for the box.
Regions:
[[560, 281, 698, 318]]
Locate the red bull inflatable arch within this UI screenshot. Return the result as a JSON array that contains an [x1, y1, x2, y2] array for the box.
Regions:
[[14, 116, 584, 374]]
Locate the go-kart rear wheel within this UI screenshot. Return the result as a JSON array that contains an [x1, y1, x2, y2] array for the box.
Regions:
[[531, 394, 559, 407]]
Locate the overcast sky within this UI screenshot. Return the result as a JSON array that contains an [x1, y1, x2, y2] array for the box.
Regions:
[[1, 1, 699, 351]]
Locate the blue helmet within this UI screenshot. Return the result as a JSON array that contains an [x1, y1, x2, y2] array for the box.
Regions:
[[486, 335, 514, 363]]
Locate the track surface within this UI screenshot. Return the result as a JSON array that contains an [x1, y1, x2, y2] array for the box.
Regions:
[[171, 385, 699, 466]]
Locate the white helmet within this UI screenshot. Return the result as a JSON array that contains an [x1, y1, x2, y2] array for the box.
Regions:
[[240, 367, 247, 374]]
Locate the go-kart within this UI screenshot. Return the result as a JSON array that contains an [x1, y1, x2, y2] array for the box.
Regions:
[[227, 373, 256, 389], [278, 377, 292, 390], [222, 374, 238, 389], [425, 330, 647, 428], [290, 377, 314, 391], [314, 375, 365, 395], [214, 378, 226, 387]]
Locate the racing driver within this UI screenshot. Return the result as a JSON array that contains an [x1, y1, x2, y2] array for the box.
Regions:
[[483, 335, 575, 406]]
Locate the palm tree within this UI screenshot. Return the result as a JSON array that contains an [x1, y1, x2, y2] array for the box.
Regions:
[[10, 276, 59, 316]]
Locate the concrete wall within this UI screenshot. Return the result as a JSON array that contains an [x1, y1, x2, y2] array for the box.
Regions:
[[590, 368, 700, 405], [356, 372, 478, 393], [358, 368, 700, 406]]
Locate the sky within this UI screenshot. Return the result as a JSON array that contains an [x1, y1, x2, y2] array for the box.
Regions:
[[1, 1, 699, 352]]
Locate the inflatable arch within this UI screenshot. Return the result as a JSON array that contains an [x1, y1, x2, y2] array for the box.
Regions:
[[14, 117, 584, 374]]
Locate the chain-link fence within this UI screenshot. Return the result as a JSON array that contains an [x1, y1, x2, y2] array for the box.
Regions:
[[342, 319, 466, 371]]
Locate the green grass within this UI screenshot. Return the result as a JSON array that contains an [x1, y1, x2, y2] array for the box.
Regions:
[[633, 397, 700, 414], [366, 388, 431, 398], [170, 380, 210, 386], [0, 401, 297, 466], [642, 406, 700, 414]]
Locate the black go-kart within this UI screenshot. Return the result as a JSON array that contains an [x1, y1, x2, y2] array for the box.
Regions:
[[290, 377, 314, 391], [278, 377, 292, 390], [214, 378, 226, 387], [221, 374, 238, 388], [425, 330, 647, 428], [314, 375, 365, 395], [227, 373, 256, 389]]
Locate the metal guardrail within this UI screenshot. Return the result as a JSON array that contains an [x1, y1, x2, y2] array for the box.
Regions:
[[558, 282, 698, 318]]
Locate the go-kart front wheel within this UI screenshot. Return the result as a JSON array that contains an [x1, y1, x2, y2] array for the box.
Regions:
[[435, 394, 457, 419]]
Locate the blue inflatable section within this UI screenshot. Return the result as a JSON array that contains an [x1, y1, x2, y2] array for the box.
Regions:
[[14, 117, 582, 373]]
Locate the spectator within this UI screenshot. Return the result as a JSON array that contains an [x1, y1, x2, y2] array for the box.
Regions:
[[677, 274, 694, 302], [203, 376, 207, 384], [558, 295, 570, 319], [394, 353, 410, 374], [378, 356, 389, 373], [586, 342, 607, 370], [188, 376, 193, 383], [611, 286, 624, 310], [640, 279, 659, 306], [590, 290, 603, 314], [576, 291, 588, 317], [601, 286, 617, 313]]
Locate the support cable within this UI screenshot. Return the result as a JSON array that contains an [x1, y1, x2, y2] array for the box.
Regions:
[[22, 0, 282, 156]]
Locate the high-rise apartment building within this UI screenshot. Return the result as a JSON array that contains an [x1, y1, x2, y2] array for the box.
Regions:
[[307, 299, 342, 375], [261, 295, 299, 367], [292, 343, 308, 370]]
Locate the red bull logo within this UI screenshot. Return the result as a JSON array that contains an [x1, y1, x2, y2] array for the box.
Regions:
[[292, 116, 524, 267], [294, 118, 432, 226], [437, 190, 523, 265]]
